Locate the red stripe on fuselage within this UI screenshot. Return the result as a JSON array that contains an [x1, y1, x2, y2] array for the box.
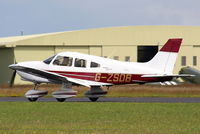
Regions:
[[47, 70, 172, 84]]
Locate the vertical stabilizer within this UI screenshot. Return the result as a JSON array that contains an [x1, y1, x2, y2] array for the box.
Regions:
[[145, 39, 182, 73]]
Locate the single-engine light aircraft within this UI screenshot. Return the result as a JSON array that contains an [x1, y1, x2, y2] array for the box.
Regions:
[[9, 38, 191, 102]]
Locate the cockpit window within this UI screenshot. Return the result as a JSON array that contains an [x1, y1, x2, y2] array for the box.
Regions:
[[53, 56, 73, 66], [75, 58, 86, 68], [43, 55, 56, 64], [90, 62, 100, 68]]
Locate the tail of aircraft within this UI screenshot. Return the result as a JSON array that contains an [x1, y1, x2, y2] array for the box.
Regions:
[[145, 38, 182, 73]]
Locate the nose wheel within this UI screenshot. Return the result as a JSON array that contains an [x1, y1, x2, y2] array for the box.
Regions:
[[89, 97, 99, 102], [25, 84, 48, 102]]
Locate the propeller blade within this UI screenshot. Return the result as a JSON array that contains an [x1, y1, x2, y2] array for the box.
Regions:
[[9, 57, 17, 87], [9, 70, 16, 87]]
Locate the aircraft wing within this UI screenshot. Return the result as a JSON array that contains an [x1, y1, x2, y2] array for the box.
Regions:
[[67, 77, 113, 87], [141, 74, 194, 78], [9, 65, 112, 87]]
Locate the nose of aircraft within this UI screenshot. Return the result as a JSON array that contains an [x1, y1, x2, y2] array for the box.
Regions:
[[8, 64, 19, 70]]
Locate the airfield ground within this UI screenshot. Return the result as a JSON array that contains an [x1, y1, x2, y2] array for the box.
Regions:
[[0, 84, 200, 97], [0, 102, 200, 134], [0, 84, 200, 134]]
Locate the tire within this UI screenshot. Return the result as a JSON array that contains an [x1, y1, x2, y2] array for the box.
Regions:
[[89, 97, 99, 102], [56, 98, 66, 102], [28, 98, 38, 102]]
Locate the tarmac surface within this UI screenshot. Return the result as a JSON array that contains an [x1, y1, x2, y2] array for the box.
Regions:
[[1, 97, 200, 103]]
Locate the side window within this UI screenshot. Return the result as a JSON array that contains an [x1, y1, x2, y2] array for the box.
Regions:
[[75, 58, 86, 68], [53, 56, 73, 66], [90, 62, 100, 68]]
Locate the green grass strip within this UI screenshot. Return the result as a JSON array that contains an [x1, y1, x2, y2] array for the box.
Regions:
[[0, 102, 200, 134]]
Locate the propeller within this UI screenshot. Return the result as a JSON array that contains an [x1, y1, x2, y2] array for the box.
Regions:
[[9, 70, 16, 87], [9, 58, 17, 87]]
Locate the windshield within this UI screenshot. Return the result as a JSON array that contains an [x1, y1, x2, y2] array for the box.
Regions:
[[43, 55, 56, 64]]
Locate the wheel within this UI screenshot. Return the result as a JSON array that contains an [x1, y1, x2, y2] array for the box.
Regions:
[[89, 97, 99, 102], [56, 98, 66, 102], [28, 98, 38, 102]]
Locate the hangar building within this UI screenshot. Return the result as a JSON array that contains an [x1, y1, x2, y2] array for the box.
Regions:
[[0, 25, 200, 85]]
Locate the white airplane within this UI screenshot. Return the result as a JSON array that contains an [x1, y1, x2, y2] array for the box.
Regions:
[[9, 38, 191, 102]]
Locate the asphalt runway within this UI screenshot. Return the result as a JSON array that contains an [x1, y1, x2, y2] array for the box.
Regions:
[[1, 97, 200, 103]]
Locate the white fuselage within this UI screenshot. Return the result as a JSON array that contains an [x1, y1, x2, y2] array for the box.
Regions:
[[14, 52, 170, 85]]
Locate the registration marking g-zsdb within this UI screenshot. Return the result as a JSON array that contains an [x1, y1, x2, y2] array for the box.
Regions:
[[95, 73, 132, 83]]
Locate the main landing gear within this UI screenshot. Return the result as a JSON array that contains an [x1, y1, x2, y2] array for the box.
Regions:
[[85, 86, 107, 102], [52, 83, 77, 102]]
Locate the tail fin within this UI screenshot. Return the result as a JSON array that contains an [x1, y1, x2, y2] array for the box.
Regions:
[[145, 38, 182, 73]]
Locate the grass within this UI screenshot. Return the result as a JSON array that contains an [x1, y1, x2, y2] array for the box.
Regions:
[[0, 102, 200, 134], [1, 84, 200, 97]]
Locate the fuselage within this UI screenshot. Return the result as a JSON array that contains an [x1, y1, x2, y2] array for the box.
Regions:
[[13, 52, 172, 85]]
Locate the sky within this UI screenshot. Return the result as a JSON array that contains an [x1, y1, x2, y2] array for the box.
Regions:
[[0, 0, 200, 37]]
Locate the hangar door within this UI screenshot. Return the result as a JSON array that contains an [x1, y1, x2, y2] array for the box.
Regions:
[[0, 48, 14, 84], [137, 46, 158, 62]]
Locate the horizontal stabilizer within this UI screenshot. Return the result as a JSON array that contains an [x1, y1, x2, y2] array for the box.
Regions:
[[141, 74, 195, 78]]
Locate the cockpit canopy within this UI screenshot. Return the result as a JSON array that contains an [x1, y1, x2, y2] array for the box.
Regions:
[[43, 54, 100, 68]]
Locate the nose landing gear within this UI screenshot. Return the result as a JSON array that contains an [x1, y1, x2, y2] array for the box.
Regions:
[[25, 84, 48, 102]]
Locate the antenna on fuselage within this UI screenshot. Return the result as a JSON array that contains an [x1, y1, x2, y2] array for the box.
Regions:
[[107, 49, 116, 59]]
